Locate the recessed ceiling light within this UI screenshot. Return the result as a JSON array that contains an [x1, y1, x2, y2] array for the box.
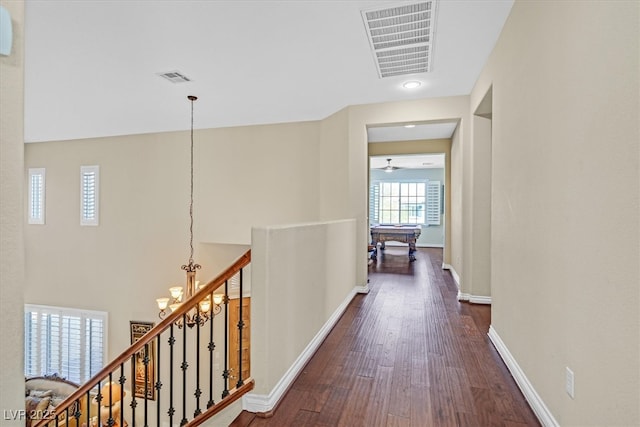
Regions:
[[404, 124, 416, 128], [402, 80, 421, 89]]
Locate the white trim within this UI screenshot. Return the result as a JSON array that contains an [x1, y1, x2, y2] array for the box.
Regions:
[[416, 243, 444, 248], [242, 286, 358, 413], [442, 263, 460, 289], [488, 326, 559, 427], [470, 295, 492, 304], [355, 283, 370, 294], [457, 292, 492, 304]]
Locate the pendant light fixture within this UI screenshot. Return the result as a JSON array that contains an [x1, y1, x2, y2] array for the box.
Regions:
[[156, 95, 222, 328]]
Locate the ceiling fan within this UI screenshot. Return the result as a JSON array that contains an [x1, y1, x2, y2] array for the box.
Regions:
[[380, 158, 402, 173]]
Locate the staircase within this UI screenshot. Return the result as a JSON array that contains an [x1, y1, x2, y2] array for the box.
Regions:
[[34, 250, 253, 427]]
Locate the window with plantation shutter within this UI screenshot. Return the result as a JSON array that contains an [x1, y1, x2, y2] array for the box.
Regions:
[[369, 181, 380, 224], [369, 179, 443, 226], [80, 165, 99, 226], [24, 304, 107, 384], [28, 168, 45, 224], [426, 181, 441, 225], [369, 180, 426, 225]]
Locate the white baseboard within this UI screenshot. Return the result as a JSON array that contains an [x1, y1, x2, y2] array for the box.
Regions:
[[355, 284, 370, 294], [487, 326, 559, 427], [242, 286, 358, 414], [442, 265, 490, 304], [442, 263, 461, 289], [457, 292, 492, 304]]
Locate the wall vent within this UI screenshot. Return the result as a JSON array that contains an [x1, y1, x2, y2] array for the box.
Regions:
[[361, 1, 437, 78], [157, 70, 192, 83]]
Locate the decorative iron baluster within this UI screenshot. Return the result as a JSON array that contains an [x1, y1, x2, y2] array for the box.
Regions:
[[180, 313, 188, 426], [222, 279, 230, 398], [208, 286, 217, 408], [130, 355, 137, 427], [143, 343, 149, 426], [237, 268, 244, 388], [85, 390, 91, 427], [156, 334, 161, 427], [108, 372, 114, 427], [119, 364, 126, 427], [168, 324, 175, 426], [194, 307, 202, 418]]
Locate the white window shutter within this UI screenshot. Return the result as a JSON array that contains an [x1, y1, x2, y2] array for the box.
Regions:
[[369, 181, 380, 224], [80, 165, 99, 226], [426, 181, 441, 225], [28, 168, 45, 224], [24, 305, 107, 384]]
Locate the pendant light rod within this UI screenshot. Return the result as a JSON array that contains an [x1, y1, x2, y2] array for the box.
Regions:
[[187, 95, 197, 266]]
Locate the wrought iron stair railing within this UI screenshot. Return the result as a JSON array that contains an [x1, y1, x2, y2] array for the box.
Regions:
[[33, 249, 252, 427]]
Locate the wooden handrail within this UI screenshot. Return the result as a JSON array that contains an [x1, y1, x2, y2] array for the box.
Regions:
[[33, 249, 251, 427]]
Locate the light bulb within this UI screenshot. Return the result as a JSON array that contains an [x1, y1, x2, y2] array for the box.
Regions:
[[169, 286, 183, 299], [213, 294, 224, 305], [156, 298, 169, 310]]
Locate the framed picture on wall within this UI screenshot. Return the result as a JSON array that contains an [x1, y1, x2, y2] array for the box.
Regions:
[[129, 321, 156, 400]]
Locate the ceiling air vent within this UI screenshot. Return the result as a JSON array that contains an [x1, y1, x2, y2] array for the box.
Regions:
[[361, 1, 437, 78], [157, 70, 192, 83]]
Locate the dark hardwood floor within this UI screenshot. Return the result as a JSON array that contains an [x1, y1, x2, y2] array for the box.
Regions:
[[237, 247, 540, 427]]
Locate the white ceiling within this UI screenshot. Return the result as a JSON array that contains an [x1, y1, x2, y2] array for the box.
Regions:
[[370, 154, 445, 170], [368, 121, 458, 143], [23, 0, 513, 143]]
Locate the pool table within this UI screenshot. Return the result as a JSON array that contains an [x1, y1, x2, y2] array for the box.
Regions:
[[370, 224, 422, 261]]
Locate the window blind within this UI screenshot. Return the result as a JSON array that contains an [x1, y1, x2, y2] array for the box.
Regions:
[[24, 305, 107, 384], [80, 165, 99, 226], [426, 181, 441, 225], [28, 168, 45, 224]]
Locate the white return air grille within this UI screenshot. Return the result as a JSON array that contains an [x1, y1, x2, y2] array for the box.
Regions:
[[362, 1, 437, 78], [157, 70, 192, 83]]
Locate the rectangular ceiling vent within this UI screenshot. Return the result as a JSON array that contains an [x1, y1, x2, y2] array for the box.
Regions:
[[362, 1, 437, 78], [157, 70, 192, 83]]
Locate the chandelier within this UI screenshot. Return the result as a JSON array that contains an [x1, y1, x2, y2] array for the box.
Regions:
[[156, 95, 222, 328]]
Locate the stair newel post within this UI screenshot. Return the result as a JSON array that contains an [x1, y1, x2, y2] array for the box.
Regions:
[[222, 279, 230, 398], [236, 268, 244, 388]]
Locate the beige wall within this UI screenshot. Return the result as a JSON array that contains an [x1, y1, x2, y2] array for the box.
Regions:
[[318, 108, 350, 222], [0, 1, 25, 423], [196, 122, 321, 244], [24, 121, 322, 361], [472, 0, 639, 425], [348, 97, 470, 291], [469, 113, 492, 299], [14, 2, 639, 425], [450, 125, 463, 280], [250, 219, 356, 398]]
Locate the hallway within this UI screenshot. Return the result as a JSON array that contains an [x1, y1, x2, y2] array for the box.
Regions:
[[239, 247, 540, 426]]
